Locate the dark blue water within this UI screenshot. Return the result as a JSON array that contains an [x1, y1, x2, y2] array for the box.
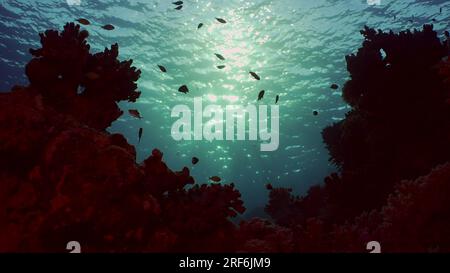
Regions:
[[1, 0, 449, 215]]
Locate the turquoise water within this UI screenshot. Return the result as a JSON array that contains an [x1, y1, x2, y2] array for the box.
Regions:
[[1, 0, 449, 214]]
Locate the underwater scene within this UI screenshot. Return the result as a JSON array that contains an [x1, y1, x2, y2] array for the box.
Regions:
[[0, 0, 450, 253]]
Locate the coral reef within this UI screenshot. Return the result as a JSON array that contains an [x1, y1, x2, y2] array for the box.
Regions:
[[1, 22, 449, 252], [0, 23, 245, 252], [263, 25, 450, 252]]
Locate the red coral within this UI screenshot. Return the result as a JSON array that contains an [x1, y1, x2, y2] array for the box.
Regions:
[[376, 163, 450, 252], [160, 183, 245, 252]]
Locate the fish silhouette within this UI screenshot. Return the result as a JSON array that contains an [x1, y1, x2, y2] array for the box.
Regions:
[[178, 85, 189, 94], [258, 90, 265, 101], [275, 95, 279, 104], [158, 65, 167, 73], [249, 71, 260, 80], [215, 53, 225, 60], [198, 23, 204, 29], [313, 110, 319, 116], [175, 5, 183, 10], [128, 109, 142, 119], [445, 31, 449, 38], [138, 128, 143, 143], [330, 83, 339, 90], [192, 157, 199, 165], [209, 176, 221, 182], [266, 184, 273, 190], [217, 65, 226, 69], [102, 24, 115, 30], [173, 1, 183, 5], [76, 18, 90, 25], [215, 18, 227, 24]]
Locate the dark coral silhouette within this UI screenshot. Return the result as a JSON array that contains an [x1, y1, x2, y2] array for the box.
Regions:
[[263, 25, 450, 252], [26, 23, 141, 130], [0, 23, 245, 252]]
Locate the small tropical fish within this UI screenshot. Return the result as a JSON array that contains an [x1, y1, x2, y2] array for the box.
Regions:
[[432, 19, 437, 22], [172, 1, 183, 5], [76, 18, 90, 25], [258, 90, 265, 101], [215, 53, 225, 60], [216, 18, 227, 24], [249, 71, 260, 80], [138, 128, 143, 143], [102, 24, 115, 30], [275, 95, 279, 104], [178, 85, 189, 94], [440, 7, 442, 14], [217, 65, 226, 69], [266, 184, 273, 190], [175, 5, 183, 10], [330, 83, 339, 90], [198, 23, 204, 30], [128, 109, 142, 119], [209, 176, 221, 182], [85, 72, 100, 80], [313, 110, 319, 116], [192, 157, 199, 165], [158, 65, 167, 73]]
